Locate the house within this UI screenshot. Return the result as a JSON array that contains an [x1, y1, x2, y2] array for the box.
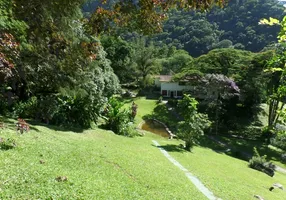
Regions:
[[154, 75, 193, 98]]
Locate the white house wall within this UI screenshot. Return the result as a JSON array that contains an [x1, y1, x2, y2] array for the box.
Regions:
[[161, 82, 193, 97]]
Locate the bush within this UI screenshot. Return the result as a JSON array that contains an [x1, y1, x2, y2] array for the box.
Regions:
[[121, 123, 141, 137], [281, 153, 286, 163], [103, 97, 139, 137], [249, 147, 275, 177], [13, 92, 102, 127], [0, 98, 8, 115], [167, 99, 178, 107], [13, 96, 38, 118], [238, 126, 262, 140], [262, 126, 276, 142], [271, 131, 286, 151]]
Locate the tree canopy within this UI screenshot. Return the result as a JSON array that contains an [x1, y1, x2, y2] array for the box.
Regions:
[[151, 0, 284, 56]]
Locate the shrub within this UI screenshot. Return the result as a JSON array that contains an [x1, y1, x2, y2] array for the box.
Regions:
[[271, 131, 286, 151], [16, 118, 30, 134], [281, 153, 286, 163], [121, 123, 141, 137], [167, 99, 178, 107], [262, 126, 276, 142], [13, 96, 38, 118], [103, 97, 139, 137], [0, 98, 8, 115], [249, 147, 275, 177]]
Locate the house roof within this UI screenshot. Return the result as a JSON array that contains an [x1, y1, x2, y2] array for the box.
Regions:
[[155, 75, 172, 82]]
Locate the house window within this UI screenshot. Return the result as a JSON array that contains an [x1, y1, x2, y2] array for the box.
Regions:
[[162, 90, 167, 96], [177, 91, 183, 97]]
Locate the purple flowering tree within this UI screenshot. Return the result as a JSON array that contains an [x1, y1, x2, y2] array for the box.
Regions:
[[203, 74, 240, 134]]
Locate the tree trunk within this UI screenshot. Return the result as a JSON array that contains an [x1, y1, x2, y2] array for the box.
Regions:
[[274, 103, 285, 127]]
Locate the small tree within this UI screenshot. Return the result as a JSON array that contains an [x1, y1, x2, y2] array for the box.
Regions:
[[249, 147, 275, 177], [177, 94, 211, 151], [259, 17, 286, 132]]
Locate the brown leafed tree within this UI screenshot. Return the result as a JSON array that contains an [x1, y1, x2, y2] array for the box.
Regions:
[[86, 0, 228, 35]]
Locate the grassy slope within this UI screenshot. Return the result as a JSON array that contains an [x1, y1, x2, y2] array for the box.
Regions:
[[1, 99, 286, 199], [217, 136, 286, 168], [0, 123, 206, 199], [158, 139, 286, 200]]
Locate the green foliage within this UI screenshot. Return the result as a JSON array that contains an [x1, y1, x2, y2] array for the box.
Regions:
[[271, 131, 286, 151], [0, 0, 121, 127], [101, 36, 136, 83], [152, 10, 222, 57], [103, 97, 139, 137], [158, 50, 193, 74], [13, 96, 38, 118], [151, 0, 283, 56], [177, 94, 211, 151], [83, 0, 226, 35], [157, 96, 163, 104], [176, 48, 273, 134], [167, 99, 178, 107], [249, 147, 275, 177], [132, 39, 161, 88]]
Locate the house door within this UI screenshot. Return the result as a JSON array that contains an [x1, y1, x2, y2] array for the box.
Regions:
[[170, 91, 174, 98]]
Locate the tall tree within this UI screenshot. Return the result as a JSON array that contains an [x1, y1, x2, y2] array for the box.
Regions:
[[133, 39, 160, 87], [259, 17, 286, 130]]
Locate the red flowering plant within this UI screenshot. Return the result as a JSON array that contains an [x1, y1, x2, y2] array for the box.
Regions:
[[16, 118, 30, 134], [0, 33, 19, 82]]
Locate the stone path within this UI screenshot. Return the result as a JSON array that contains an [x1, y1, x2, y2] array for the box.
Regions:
[[152, 140, 221, 200]]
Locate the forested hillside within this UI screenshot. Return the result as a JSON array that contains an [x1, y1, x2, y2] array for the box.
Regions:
[[152, 0, 284, 56]]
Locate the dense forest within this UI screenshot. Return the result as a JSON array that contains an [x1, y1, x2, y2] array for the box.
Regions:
[[83, 0, 284, 57], [151, 0, 284, 57]]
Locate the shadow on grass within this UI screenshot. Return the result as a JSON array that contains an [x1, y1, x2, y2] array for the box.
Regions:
[[0, 116, 41, 132], [217, 136, 285, 163], [152, 144, 186, 153], [199, 135, 286, 165], [26, 120, 84, 133], [1, 116, 85, 133]]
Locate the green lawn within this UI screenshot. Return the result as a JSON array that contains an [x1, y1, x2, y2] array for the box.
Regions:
[[123, 97, 157, 126], [157, 138, 286, 200], [216, 136, 286, 168], [1, 99, 286, 199], [0, 120, 206, 199]]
